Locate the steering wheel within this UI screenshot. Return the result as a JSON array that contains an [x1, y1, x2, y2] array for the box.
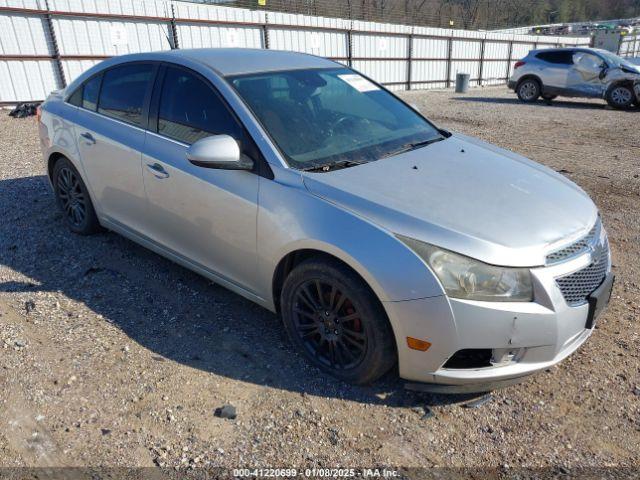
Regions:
[[330, 115, 369, 136]]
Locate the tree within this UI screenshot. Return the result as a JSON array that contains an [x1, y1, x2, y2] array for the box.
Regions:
[[245, 0, 640, 30]]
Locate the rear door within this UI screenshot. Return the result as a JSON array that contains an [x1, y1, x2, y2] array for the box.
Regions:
[[535, 50, 574, 89], [140, 64, 260, 292], [75, 62, 157, 229]]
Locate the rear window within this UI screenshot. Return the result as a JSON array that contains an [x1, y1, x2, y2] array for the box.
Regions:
[[98, 63, 155, 127], [535, 51, 574, 65]]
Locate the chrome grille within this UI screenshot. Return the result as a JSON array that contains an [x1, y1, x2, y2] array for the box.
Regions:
[[556, 238, 609, 306], [546, 221, 599, 264]]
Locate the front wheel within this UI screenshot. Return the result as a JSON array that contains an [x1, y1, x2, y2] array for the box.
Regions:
[[280, 258, 397, 385], [606, 84, 635, 109], [516, 79, 541, 103]]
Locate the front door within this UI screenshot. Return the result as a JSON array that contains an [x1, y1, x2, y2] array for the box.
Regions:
[[140, 65, 259, 292], [568, 51, 607, 97], [76, 63, 156, 228]]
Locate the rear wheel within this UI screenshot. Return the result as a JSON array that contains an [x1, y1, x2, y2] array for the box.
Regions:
[[606, 84, 634, 109], [516, 79, 541, 103], [280, 258, 396, 385], [53, 157, 101, 235]]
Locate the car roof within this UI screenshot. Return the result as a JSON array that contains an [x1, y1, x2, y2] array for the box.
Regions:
[[529, 47, 604, 55], [152, 48, 338, 76], [64, 48, 343, 99]]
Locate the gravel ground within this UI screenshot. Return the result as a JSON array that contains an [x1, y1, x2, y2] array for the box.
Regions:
[[0, 87, 639, 474]]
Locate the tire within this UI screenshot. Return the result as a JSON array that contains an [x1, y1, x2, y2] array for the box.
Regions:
[[516, 78, 541, 103], [280, 257, 396, 385], [52, 157, 101, 235], [606, 84, 634, 109]]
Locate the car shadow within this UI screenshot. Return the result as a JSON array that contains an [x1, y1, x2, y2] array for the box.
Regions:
[[453, 96, 611, 110], [0, 175, 482, 408]]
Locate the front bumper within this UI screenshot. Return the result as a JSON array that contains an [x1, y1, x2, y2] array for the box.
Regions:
[[383, 252, 613, 391]]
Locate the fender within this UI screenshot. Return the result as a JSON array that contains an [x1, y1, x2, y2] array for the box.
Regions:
[[516, 74, 543, 90], [255, 169, 444, 311]]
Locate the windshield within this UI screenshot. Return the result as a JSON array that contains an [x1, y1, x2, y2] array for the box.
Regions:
[[228, 68, 443, 170]]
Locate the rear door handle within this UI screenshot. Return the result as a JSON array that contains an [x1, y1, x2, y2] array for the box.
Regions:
[[80, 132, 96, 145], [146, 162, 170, 179]]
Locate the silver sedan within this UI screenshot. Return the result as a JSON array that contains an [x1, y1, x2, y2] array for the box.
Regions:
[[38, 48, 613, 392]]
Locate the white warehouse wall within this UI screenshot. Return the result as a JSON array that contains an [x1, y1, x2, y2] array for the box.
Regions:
[[0, 0, 592, 103]]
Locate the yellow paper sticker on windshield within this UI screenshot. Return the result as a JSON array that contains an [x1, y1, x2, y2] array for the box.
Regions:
[[338, 74, 379, 92]]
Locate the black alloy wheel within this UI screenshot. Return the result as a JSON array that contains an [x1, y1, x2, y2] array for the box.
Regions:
[[281, 258, 396, 385], [53, 157, 101, 235], [291, 279, 367, 370], [57, 166, 87, 228]]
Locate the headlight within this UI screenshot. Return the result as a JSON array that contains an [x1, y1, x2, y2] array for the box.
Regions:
[[397, 236, 533, 302]]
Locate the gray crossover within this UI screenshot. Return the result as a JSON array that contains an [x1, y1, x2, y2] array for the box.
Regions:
[[509, 47, 640, 108]]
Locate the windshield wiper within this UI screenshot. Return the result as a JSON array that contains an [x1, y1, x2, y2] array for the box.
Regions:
[[302, 159, 368, 172], [301, 136, 446, 172], [381, 136, 445, 160]]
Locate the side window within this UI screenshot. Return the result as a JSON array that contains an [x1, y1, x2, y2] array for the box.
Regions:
[[82, 74, 102, 111], [98, 64, 154, 127], [536, 51, 574, 65], [158, 66, 243, 145]]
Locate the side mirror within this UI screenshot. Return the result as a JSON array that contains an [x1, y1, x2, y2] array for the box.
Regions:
[[599, 66, 608, 80], [186, 135, 253, 170]]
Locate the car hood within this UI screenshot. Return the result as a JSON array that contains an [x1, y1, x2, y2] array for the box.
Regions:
[[301, 133, 598, 267]]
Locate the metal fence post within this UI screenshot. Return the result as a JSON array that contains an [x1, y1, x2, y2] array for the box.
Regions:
[[478, 38, 486, 86], [42, 0, 66, 89], [263, 13, 270, 49], [445, 36, 453, 88], [617, 35, 622, 55], [347, 21, 353, 67], [505, 40, 513, 84], [169, 3, 179, 49], [406, 30, 413, 90]]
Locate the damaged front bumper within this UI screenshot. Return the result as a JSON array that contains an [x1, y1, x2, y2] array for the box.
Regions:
[[384, 250, 613, 393]]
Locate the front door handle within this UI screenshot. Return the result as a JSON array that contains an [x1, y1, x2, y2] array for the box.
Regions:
[[80, 132, 96, 145], [146, 162, 170, 179]]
